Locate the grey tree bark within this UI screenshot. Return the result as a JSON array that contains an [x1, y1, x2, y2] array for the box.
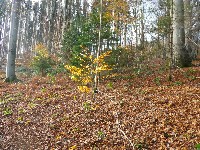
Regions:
[[47, 0, 57, 52], [172, 0, 191, 67], [0, 0, 11, 60], [184, 0, 193, 59], [6, 0, 21, 82]]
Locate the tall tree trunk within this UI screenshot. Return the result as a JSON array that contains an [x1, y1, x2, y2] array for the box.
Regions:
[[24, 0, 32, 52], [1, 1, 11, 60], [172, 0, 191, 67], [134, 0, 139, 47], [140, 0, 145, 49], [83, 0, 88, 17], [0, 20, 3, 59], [184, 0, 194, 59], [48, 0, 57, 53], [6, 0, 20, 82], [32, 2, 39, 52]]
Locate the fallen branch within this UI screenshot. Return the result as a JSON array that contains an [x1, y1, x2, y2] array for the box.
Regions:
[[118, 126, 135, 149], [115, 113, 135, 149]]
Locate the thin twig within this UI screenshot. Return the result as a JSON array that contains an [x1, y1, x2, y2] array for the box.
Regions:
[[187, 37, 200, 48], [115, 114, 135, 149], [118, 126, 135, 149]]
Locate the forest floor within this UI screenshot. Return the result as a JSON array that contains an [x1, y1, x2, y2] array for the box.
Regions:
[[0, 58, 200, 150]]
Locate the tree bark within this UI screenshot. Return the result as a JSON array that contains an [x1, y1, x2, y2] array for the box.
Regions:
[[184, 0, 193, 59], [6, 0, 20, 82], [172, 0, 191, 67]]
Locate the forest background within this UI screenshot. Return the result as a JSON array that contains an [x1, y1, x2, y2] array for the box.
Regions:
[[0, 0, 200, 149]]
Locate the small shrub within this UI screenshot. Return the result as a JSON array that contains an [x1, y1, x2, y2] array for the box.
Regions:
[[18, 107, 26, 114], [154, 77, 161, 85], [97, 131, 105, 139], [65, 49, 112, 94], [173, 81, 183, 86], [83, 101, 91, 111], [195, 143, 200, 150], [184, 68, 196, 77], [28, 102, 37, 109], [3, 107, 13, 116], [16, 116, 24, 123], [188, 75, 196, 81], [31, 44, 55, 76], [106, 82, 113, 89], [135, 140, 149, 150]]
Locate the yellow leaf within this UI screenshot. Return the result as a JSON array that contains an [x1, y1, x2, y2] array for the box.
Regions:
[[69, 145, 77, 150], [56, 135, 61, 140], [91, 104, 99, 110], [78, 86, 91, 93]]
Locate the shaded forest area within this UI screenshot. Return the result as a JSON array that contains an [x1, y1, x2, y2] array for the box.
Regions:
[[0, 0, 200, 149]]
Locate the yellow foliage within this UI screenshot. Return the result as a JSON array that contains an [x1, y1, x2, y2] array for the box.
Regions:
[[93, 51, 112, 64], [65, 50, 112, 93], [96, 64, 111, 72], [78, 86, 91, 93], [104, 0, 130, 22], [33, 43, 49, 58], [81, 76, 92, 85], [65, 65, 83, 77], [91, 104, 100, 110], [69, 145, 77, 150], [56, 135, 61, 140]]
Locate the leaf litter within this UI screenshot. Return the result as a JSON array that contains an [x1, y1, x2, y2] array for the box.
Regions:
[[0, 65, 200, 149]]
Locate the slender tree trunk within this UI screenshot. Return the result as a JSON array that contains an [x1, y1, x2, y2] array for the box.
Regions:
[[24, 0, 32, 52], [2, 1, 11, 60], [47, 0, 57, 53], [0, 21, 2, 59], [133, 0, 139, 47], [94, 0, 102, 95], [83, 0, 88, 17], [124, 24, 127, 46], [140, 1, 145, 49], [32, 2, 39, 52], [6, 0, 20, 82], [184, 0, 194, 59]]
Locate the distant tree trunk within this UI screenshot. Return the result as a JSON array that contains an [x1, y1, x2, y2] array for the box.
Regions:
[[172, 0, 191, 67], [6, 0, 20, 82], [48, 0, 57, 53], [184, 0, 194, 59], [133, 0, 139, 47], [191, 0, 200, 57], [0, 20, 2, 58], [62, 0, 67, 34], [1, 0, 11, 60], [62, 0, 72, 36], [54, 0, 62, 52], [24, 0, 32, 52], [32, 2, 39, 51], [16, 11, 23, 58], [39, 0, 48, 46], [83, 0, 89, 17], [140, 1, 145, 49]]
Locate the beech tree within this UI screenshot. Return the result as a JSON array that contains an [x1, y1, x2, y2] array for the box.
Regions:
[[6, 0, 21, 82], [172, 0, 192, 67]]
